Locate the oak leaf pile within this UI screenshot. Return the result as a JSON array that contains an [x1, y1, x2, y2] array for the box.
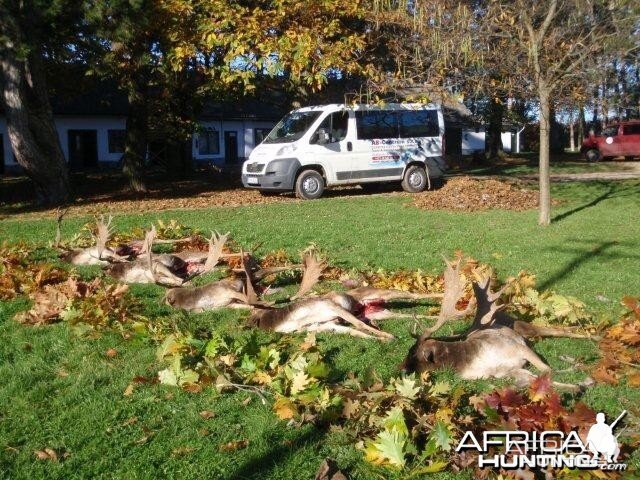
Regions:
[[412, 177, 556, 212]]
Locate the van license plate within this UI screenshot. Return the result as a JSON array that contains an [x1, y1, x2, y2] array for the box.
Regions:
[[247, 176, 258, 185]]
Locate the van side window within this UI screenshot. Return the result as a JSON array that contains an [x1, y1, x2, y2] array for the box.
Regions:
[[622, 124, 640, 135], [399, 110, 439, 138], [311, 111, 349, 144], [602, 125, 618, 137], [355, 111, 398, 139]]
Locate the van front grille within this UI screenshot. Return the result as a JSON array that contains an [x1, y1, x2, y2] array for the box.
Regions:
[[246, 162, 265, 173]]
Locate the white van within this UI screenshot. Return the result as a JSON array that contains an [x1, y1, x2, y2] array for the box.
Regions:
[[241, 103, 446, 199]]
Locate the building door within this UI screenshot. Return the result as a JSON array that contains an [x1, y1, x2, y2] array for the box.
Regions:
[[224, 131, 238, 164], [68, 130, 98, 170], [0, 134, 4, 174]]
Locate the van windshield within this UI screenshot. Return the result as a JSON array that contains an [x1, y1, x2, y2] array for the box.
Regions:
[[263, 111, 322, 144]]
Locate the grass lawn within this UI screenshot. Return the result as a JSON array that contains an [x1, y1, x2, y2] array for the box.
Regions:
[[1, 179, 639, 479], [461, 152, 634, 176]]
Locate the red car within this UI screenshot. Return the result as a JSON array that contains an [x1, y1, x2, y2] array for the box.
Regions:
[[581, 120, 640, 161]]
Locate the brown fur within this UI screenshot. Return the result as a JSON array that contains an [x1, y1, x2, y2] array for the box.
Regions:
[[165, 278, 248, 312], [402, 276, 594, 391]]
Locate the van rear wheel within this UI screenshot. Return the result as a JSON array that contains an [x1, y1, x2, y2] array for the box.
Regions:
[[401, 165, 428, 193], [584, 149, 602, 162], [295, 169, 325, 200]]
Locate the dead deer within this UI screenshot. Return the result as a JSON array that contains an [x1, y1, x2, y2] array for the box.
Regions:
[[401, 275, 595, 391], [59, 214, 128, 265], [106, 227, 227, 287], [164, 247, 298, 312], [164, 277, 250, 311], [246, 254, 396, 340]]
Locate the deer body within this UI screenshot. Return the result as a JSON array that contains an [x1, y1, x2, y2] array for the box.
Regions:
[[247, 298, 394, 340], [106, 260, 185, 286], [62, 247, 124, 266], [165, 279, 248, 312]]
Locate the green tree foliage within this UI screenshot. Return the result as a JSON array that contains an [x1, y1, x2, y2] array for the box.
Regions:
[[84, 0, 367, 192]]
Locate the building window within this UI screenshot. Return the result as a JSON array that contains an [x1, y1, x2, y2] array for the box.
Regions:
[[198, 128, 220, 155], [355, 111, 398, 140], [108, 129, 126, 154], [254, 128, 272, 146], [398, 110, 439, 138]]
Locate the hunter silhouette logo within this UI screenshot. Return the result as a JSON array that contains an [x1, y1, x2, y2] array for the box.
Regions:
[[586, 411, 625, 464], [456, 410, 628, 471]]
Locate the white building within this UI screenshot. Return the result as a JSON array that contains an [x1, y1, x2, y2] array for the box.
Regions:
[[0, 98, 283, 173], [461, 126, 525, 155]]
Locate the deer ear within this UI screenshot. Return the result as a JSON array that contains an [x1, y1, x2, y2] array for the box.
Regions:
[[425, 348, 435, 363]]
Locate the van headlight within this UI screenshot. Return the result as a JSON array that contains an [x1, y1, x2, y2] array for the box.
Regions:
[[276, 144, 296, 156]]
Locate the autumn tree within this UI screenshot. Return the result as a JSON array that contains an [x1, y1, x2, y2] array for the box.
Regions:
[[0, 0, 82, 205], [487, 0, 639, 225], [85, 0, 367, 192]]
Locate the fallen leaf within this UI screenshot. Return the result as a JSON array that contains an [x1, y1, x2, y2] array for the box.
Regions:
[[171, 447, 196, 457], [273, 396, 296, 420], [199, 410, 215, 419], [182, 383, 202, 393], [121, 417, 138, 427], [219, 440, 249, 452], [34, 448, 58, 461], [123, 384, 134, 396], [106, 348, 118, 358]]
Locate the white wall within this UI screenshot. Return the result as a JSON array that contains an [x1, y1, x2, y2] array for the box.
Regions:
[[192, 120, 276, 165], [462, 129, 486, 155], [55, 116, 127, 163], [461, 128, 520, 154], [1, 115, 127, 168], [501, 132, 513, 153], [1, 115, 277, 169]]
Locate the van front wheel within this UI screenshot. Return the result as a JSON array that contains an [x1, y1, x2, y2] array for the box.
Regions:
[[295, 170, 325, 200], [401, 165, 428, 193]]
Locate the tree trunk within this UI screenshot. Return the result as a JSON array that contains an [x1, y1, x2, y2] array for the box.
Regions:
[[485, 97, 504, 160], [0, 10, 70, 205], [569, 120, 575, 152], [122, 87, 148, 193], [578, 106, 586, 145], [538, 84, 551, 226]]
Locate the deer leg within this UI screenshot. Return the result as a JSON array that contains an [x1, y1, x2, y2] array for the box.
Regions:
[[513, 321, 600, 340], [363, 290, 443, 302], [152, 263, 185, 287], [365, 309, 435, 322], [519, 345, 552, 373], [319, 302, 394, 341], [505, 368, 580, 393], [227, 303, 253, 310]]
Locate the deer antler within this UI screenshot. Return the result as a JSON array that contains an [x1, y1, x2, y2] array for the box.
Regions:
[[240, 248, 259, 304], [470, 275, 508, 330], [202, 231, 229, 273], [421, 255, 475, 337], [291, 253, 327, 300], [143, 225, 157, 273], [54, 207, 69, 248], [94, 215, 114, 259]]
